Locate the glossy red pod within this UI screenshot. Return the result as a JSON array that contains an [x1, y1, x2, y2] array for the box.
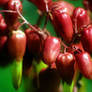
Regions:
[[72, 7, 90, 33], [28, 0, 52, 12], [0, 0, 9, 6], [50, 11, 74, 43], [0, 14, 7, 35], [50, 1, 74, 16], [6, 0, 22, 11], [43, 36, 61, 65], [74, 51, 92, 79], [81, 25, 92, 54], [56, 52, 75, 84], [4, 0, 22, 29], [25, 28, 45, 59], [7, 30, 26, 61]]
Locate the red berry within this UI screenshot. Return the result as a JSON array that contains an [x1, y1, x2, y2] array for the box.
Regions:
[[7, 30, 26, 61], [74, 51, 92, 79], [43, 36, 61, 65], [72, 7, 90, 33], [81, 25, 92, 54], [56, 52, 75, 84]]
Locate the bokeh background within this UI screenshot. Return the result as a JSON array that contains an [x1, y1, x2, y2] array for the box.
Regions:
[[0, 0, 92, 92]]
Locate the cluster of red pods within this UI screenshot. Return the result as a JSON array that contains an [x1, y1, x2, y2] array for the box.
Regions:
[[0, 0, 92, 91]]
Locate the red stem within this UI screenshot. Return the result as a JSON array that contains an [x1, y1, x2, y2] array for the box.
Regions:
[[0, 10, 17, 13]]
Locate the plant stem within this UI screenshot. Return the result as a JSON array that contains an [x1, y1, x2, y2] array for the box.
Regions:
[[63, 80, 74, 92], [0, 10, 17, 13], [12, 59, 23, 90]]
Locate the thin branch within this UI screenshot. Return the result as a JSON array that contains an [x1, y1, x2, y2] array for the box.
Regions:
[[0, 10, 17, 13]]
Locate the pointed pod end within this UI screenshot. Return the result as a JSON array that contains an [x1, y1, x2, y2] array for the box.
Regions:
[[12, 59, 23, 90]]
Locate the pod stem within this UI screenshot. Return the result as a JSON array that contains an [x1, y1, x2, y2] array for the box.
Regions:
[[12, 59, 23, 90], [63, 80, 74, 92], [63, 68, 79, 92]]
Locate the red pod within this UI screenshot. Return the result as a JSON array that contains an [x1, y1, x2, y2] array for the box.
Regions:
[[25, 28, 44, 58], [43, 36, 61, 65], [83, 0, 92, 12], [50, 1, 74, 16], [72, 7, 90, 33], [74, 51, 92, 79], [50, 11, 74, 42], [4, 0, 22, 29], [0, 36, 7, 52], [7, 30, 26, 61], [81, 25, 92, 54], [56, 52, 75, 84], [38, 68, 61, 92], [6, 0, 22, 11], [0, 14, 7, 35], [28, 0, 52, 12], [23, 47, 33, 76], [0, 0, 9, 6]]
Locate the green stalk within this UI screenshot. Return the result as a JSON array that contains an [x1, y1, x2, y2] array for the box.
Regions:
[[12, 59, 23, 90], [63, 68, 79, 92], [63, 80, 74, 92]]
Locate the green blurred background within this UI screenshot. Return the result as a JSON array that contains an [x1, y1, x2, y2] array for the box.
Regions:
[[0, 0, 92, 92]]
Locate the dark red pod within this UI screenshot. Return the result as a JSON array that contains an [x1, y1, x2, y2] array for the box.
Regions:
[[37, 68, 61, 92], [0, 14, 7, 35], [72, 7, 90, 33], [0, 36, 7, 52], [50, 11, 74, 42], [4, 0, 22, 30], [28, 0, 52, 12], [25, 28, 44, 59], [56, 52, 75, 84], [7, 30, 26, 61], [50, 1, 74, 16], [43, 36, 61, 65], [0, 0, 9, 6], [6, 0, 22, 11], [23, 47, 33, 76], [74, 51, 92, 79], [81, 25, 92, 54], [83, 0, 92, 12]]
